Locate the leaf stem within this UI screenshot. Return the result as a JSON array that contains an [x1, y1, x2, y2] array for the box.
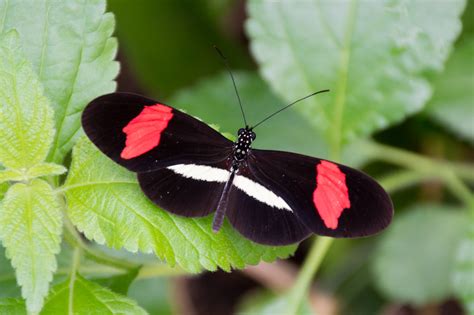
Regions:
[[285, 237, 334, 315], [63, 217, 137, 270], [362, 140, 474, 182], [378, 170, 438, 192]]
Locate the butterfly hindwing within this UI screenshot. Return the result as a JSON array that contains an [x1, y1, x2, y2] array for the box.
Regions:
[[247, 149, 393, 238], [225, 164, 311, 245], [82, 93, 232, 173]]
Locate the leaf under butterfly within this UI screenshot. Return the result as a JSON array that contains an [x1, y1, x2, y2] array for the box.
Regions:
[[64, 138, 296, 273], [0, 0, 119, 164]]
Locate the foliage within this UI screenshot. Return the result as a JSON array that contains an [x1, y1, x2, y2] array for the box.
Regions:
[[372, 205, 468, 305], [0, 0, 472, 314]]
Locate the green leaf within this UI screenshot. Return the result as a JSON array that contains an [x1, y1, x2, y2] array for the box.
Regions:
[[452, 222, 474, 314], [372, 204, 468, 305], [426, 37, 474, 143], [0, 163, 66, 184], [0, 299, 26, 315], [0, 0, 119, 164], [0, 179, 63, 313], [0, 31, 55, 170], [25, 163, 67, 179], [41, 274, 147, 314], [0, 182, 7, 200], [246, 0, 465, 155], [128, 278, 173, 315], [94, 267, 140, 295], [0, 170, 22, 184], [64, 138, 296, 273], [170, 70, 369, 166]]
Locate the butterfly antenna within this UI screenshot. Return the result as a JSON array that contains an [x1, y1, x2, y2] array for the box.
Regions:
[[213, 45, 248, 127], [252, 89, 330, 129]]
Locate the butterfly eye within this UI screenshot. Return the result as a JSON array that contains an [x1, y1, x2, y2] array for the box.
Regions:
[[238, 128, 245, 135], [250, 132, 256, 140]]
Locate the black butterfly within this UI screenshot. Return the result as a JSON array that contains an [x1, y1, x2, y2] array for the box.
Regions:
[[82, 89, 393, 245]]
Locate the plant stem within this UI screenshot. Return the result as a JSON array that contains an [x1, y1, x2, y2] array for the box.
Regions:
[[378, 170, 438, 192], [64, 217, 137, 270], [286, 237, 334, 315], [362, 141, 474, 182]]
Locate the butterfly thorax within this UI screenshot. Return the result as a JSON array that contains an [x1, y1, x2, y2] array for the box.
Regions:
[[233, 128, 256, 164]]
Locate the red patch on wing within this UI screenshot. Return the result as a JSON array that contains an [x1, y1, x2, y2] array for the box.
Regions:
[[120, 104, 173, 159], [312, 161, 351, 229]]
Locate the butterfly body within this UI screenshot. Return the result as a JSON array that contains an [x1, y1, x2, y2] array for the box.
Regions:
[[82, 92, 393, 245]]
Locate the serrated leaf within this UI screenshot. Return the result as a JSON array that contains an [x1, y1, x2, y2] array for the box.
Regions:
[[0, 163, 66, 184], [0, 0, 119, 164], [246, 0, 465, 152], [63, 138, 296, 273], [0, 170, 22, 184], [372, 204, 468, 305], [0, 179, 63, 313], [452, 221, 474, 314], [426, 38, 474, 143], [41, 274, 147, 314], [26, 163, 67, 179], [0, 298, 26, 315], [0, 31, 55, 170], [170, 70, 369, 166]]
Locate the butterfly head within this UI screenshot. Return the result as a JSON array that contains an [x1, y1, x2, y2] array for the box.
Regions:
[[234, 127, 256, 161]]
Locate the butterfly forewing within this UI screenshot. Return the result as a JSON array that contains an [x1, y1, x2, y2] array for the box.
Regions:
[[247, 149, 393, 238], [82, 93, 232, 173], [137, 162, 230, 218]]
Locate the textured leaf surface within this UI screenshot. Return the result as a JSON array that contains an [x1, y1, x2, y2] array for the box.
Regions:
[[246, 0, 465, 151], [372, 205, 467, 305], [64, 138, 296, 273], [0, 179, 62, 313], [41, 274, 147, 314], [426, 37, 474, 143], [452, 222, 474, 314], [0, 0, 119, 163], [26, 163, 67, 179], [0, 299, 25, 315], [0, 31, 54, 170]]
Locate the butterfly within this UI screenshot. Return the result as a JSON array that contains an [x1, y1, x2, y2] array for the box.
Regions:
[[81, 88, 393, 245]]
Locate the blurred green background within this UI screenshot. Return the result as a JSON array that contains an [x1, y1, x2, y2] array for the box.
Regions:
[[104, 1, 473, 314]]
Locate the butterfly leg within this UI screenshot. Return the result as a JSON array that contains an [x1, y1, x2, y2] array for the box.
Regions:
[[212, 169, 236, 232]]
